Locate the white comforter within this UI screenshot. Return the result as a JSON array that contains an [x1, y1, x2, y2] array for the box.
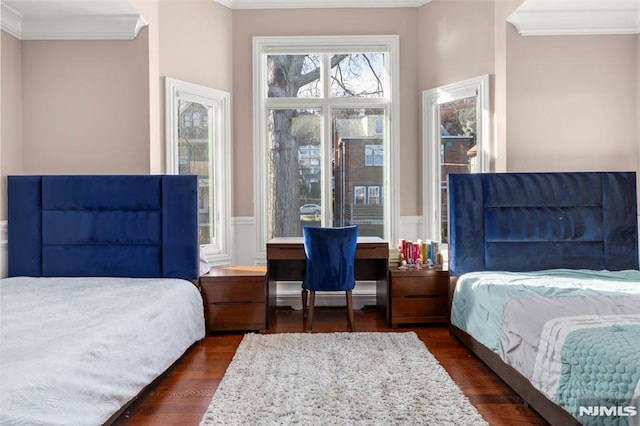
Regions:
[[0, 276, 205, 426]]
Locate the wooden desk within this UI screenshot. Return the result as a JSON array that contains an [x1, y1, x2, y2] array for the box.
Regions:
[[266, 237, 389, 324]]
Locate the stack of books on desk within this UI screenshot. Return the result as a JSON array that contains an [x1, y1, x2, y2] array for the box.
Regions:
[[397, 239, 442, 267], [388, 247, 400, 267]]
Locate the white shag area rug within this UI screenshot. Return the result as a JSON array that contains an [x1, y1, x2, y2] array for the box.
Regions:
[[200, 332, 488, 425]]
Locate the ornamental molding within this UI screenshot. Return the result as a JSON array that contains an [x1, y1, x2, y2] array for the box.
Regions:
[[214, 0, 431, 9], [1, 0, 147, 41], [2, 0, 637, 40], [507, 0, 640, 36]]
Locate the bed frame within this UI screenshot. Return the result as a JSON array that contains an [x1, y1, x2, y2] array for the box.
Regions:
[[447, 171, 639, 425], [5, 174, 200, 424], [7, 175, 199, 279]]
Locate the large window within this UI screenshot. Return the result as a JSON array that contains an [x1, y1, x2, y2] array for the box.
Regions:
[[253, 36, 399, 255], [165, 77, 231, 265], [422, 75, 490, 244]]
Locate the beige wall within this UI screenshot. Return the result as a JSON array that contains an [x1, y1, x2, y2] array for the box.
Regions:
[[131, 0, 161, 173], [417, 0, 503, 189], [1, 32, 24, 221], [2, 1, 639, 222], [0, 0, 233, 219], [417, 0, 638, 180], [159, 1, 232, 92], [418, 0, 495, 90], [506, 33, 638, 173], [21, 34, 151, 174], [156, 0, 233, 173], [492, 0, 523, 172], [232, 8, 420, 216]]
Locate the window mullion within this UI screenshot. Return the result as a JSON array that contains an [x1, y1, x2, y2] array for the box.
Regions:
[[322, 54, 331, 100], [320, 54, 331, 226], [265, 98, 324, 109], [321, 102, 331, 226]]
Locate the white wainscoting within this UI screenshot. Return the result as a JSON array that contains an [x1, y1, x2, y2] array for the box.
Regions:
[[0, 221, 7, 278], [277, 281, 377, 310], [231, 216, 259, 266]]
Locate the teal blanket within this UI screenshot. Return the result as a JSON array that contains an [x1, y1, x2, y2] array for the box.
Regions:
[[560, 325, 640, 426], [451, 269, 640, 350], [451, 269, 640, 424]]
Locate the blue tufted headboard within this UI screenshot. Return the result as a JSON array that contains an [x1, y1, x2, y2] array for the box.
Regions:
[[7, 175, 199, 279], [448, 172, 639, 277]]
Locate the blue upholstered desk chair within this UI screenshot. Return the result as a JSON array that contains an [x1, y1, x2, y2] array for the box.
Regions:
[[302, 225, 358, 333]]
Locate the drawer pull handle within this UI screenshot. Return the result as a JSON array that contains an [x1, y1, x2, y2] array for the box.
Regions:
[[404, 294, 442, 299], [212, 301, 257, 305]]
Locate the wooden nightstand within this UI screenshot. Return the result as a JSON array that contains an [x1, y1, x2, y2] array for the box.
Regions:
[[387, 267, 449, 327], [199, 266, 267, 333]]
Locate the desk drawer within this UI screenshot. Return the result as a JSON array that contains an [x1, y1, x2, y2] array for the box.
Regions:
[[354, 244, 389, 259]]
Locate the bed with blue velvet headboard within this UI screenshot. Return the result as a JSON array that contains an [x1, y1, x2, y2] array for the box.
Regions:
[[1, 175, 205, 425], [447, 172, 640, 425]]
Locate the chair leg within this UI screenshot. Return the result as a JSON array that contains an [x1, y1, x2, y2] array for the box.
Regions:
[[306, 291, 316, 333], [301, 288, 308, 319], [346, 290, 356, 332]]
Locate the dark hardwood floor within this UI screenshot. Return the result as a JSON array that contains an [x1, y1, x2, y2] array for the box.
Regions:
[[113, 306, 548, 426]]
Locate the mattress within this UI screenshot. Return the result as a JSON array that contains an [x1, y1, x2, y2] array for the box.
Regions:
[[0, 276, 205, 426], [451, 269, 640, 424]]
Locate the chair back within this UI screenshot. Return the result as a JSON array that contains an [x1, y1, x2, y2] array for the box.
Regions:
[[302, 226, 358, 291]]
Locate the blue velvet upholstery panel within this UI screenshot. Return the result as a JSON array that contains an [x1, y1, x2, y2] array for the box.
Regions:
[[448, 172, 639, 277], [8, 175, 199, 279], [302, 226, 358, 291]]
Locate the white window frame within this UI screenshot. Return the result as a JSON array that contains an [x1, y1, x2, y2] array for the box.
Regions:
[[165, 77, 232, 266], [252, 35, 400, 260], [368, 186, 380, 205], [421, 74, 490, 241], [365, 144, 384, 166], [354, 185, 366, 204], [374, 118, 383, 135]]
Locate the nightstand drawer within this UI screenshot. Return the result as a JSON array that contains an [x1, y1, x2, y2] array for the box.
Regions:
[[391, 278, 447, 298], [199, 266, 268, 332], [200, 281, 264, 304], [387, 267, 450, 327], [392, 295, 448, 317], [205, 303, 266, 331]]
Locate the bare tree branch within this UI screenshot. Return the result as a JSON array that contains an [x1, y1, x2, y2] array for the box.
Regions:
[[294, 54, 349, 89], [362, 54, 383, 95]]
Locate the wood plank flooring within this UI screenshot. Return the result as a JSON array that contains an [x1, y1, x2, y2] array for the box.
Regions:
[[113, 306, 549, 426]]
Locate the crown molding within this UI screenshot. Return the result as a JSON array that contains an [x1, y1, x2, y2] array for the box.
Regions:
[[214, 0, 432, 9], [4, 0, 637, 39], [0, 1, 147, 41], [1, 2, 23, 39], [508, 0, 640, 36]]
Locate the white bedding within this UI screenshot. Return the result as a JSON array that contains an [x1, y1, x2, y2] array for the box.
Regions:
[[0, 276, 205, 426]]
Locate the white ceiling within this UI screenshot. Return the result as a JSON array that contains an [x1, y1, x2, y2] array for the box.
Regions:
[[1, 0, 638, 40]]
